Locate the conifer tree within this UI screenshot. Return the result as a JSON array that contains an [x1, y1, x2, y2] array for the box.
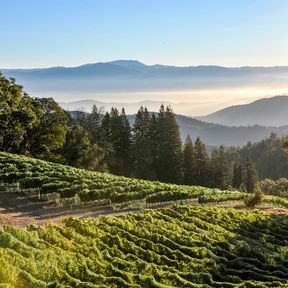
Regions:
[[105, 108, 131, 175], [155, 105, 183, 184], [232, 162, 243, 189], [244, 157, 258, 193], [193, 137, 209, 187], [183, 135, 195, 185], [132, 107, 155, 179], [119, 108, 132, 175], [209, 149, 219, 188], [84, 104, 103, 144], [216, 145, 229, 189], [100, 112, 111, 146], [149, 112, 159, 176]]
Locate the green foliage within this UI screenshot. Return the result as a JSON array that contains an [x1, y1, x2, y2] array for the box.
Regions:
[[244, 185, 263, 208], [132, 107, 155, 180], [0, 152, 245, 205], [0, 73, 68, 159], [24, 97, 69, 158], [232, 162, 243, 189], [102, 107, 132, 176], [0, 206, 288, 287], [0, 74, 38, 152], [226, 134, 288, 180], [193, 137, 210, 187], [154, 105, 183, 184], [209, 145, 229, 190], [183, 136, 195, 185], [260, 178, 288, 198], [244, 157, 258, 193]]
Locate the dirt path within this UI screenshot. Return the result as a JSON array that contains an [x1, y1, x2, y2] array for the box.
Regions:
[[1, 191, 287, 227], [0, 191, 139, 227]]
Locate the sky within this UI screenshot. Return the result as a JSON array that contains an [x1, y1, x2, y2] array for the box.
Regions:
[[1, 0, 288, 68]]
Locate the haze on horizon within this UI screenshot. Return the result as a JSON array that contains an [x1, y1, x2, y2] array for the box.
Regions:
[[1, 0, 288, 115]]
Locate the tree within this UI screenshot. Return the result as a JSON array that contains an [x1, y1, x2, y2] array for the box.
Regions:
[[209, 146, 228, 189], [75, 144, 108, 172], [154, 106, 183, 184], [0, 74, 38, 152], [100, 112, 111, 146], [23, 97, 69, 159], [132, 107, 155, 180], [183, 135, 195, 185], [149, 112, 159, 176], [215, 146, 229, 189], [104, 108, 132, 175], [244, 157, 258, 193], [244, 184, 263, 208], [62, 124, 91, 166], [283, 138, 288, 150], [62, 123, 109, 172], [232, 162, 243, 189], [83, 104, 103, 144], [193, 137, 209, 187]]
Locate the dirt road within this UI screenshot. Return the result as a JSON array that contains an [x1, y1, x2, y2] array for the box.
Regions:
[[0, 191, 139, 227]]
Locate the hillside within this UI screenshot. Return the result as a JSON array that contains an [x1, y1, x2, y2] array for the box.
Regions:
[[0, 152, 244, 210], [1, 206, 288, 287], [199, 96, 288, 127], [1, 152, 288, 225]]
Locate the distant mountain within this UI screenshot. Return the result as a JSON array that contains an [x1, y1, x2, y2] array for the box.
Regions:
[[60, 99, 195, 115], [198, 96, 288, 127], [162, 115, 288, 146], [2, 61, 288, 115], [4, 60, 288, 83]]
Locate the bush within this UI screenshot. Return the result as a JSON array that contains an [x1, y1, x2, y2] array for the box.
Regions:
[[244, 185, 263, 208]]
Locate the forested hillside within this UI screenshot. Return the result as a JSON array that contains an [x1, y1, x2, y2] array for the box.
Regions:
[[0, 73, 238, 189], [226, 134, 288, 180], [199, 96, 288, 127]]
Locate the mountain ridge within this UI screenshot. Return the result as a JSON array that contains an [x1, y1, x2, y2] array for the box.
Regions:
[[198, 95, 288, 127]]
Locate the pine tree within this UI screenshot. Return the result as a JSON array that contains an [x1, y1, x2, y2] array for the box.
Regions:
[[100, 112, 111, 146], [244, 157, 258, 193], [84, 104, 103, 144], [232, 162, 243, 189], [183, 135, 195, 185], [149, 112, 159, 177], [216, 145, 229, 189], [119, 108, 132, 175], [132, 107, 155, 180], [105, 108, 131, 175], [154, 105, 183, 184], [193, 137, 209, 187], [209, 149, 219, 188]]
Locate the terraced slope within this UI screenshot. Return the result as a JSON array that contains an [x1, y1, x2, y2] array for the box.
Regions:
[[0, 152, 244, 207], [0, 206, 288, 287]]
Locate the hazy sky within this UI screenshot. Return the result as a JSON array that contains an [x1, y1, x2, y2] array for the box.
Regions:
[[1, 0, 288, 68]]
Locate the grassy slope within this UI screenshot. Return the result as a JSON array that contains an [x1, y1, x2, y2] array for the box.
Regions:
[[0, 206, 288, 287], [0, 152, 244, 207]]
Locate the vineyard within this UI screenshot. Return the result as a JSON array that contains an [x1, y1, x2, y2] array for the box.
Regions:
[[0, 206, 287, 287], [0, 152, 245, 208]]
